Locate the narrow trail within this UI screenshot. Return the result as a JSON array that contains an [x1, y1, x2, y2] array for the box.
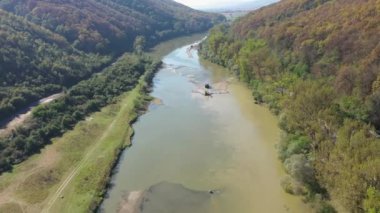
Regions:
[[42, 112, 120, 213], [0, 93, 63, 136]]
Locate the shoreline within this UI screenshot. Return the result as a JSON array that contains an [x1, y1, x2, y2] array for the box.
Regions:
[[94, 85, 154, 213], [0, 84, 149, 213], [0, 33, 207, 213], [99, 37, 312, 212], [43, 59, 163, 212], [96, 33, 207, 212]]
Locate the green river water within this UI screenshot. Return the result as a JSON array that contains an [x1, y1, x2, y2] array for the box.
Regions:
[[99, 34, 310, 213]]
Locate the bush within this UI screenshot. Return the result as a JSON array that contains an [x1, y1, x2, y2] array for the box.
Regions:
[[364, 187, 380, 213], [279, 134, 311, 161], [281, 175, 307, 195], [284, 154, 315, 186]]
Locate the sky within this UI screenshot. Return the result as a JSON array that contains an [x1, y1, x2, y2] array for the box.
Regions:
[[174, 0, 254, 9]]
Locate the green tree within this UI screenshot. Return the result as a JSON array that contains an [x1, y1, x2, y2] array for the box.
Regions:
[[364, 187, 380, 213], [133, 36, 146, 55]]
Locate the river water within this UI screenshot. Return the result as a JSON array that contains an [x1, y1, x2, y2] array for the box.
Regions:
[[99, 35, 310, 213]]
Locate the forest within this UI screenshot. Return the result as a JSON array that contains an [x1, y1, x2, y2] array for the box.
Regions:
[[0, 0, 224, 53], [0, 9, 110, 120], [0, 0, 224, 121], [200, 0, 380, 212], [0, 54, 161, 173]]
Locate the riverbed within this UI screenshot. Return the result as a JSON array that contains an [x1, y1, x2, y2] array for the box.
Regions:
[[99, 36, 310, 213]]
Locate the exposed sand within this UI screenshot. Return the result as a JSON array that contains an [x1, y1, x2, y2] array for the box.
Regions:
[[118, 191, 145, 213], [151, 98, 163, 106]]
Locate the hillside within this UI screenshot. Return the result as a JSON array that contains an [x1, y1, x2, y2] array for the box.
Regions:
[[0, 0, 224, 121], [0, 9, 110, 120], [200, 0, 380, 212], [0, 0, 224, 53]]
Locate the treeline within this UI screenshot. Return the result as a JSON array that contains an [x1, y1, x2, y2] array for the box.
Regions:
[[0, 54, 161, 173], [200, 0, 380, 212]]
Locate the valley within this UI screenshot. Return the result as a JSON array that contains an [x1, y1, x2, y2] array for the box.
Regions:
[[0, 0, 379, 212]]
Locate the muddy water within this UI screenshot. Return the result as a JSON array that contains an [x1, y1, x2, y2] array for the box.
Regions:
[[99, 36, 310, 213]]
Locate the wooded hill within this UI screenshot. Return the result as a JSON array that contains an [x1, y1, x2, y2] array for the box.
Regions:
[[0, 9, 110, 120], [0, 0, 224, 53], [200, 0, 380, 212], [0, 0, 224, 120]]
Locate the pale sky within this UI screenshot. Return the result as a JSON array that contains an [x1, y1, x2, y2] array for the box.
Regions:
[[175, 0, 253, 9]]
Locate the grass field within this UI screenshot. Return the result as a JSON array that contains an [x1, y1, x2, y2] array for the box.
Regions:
[[0, 78, 150, 213]]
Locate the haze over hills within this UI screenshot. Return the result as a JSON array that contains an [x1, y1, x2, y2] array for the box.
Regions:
[[201, 0, 279, 12], [200, 0, 380, 212]]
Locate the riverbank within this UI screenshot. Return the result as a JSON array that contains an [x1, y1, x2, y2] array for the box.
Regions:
[[0, 33, 207, 213], [0, 72, 152, 213], [100, 38, 310, 212]]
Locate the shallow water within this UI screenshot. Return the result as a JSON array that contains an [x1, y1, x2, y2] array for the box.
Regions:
[[99, 36, 310, 213]]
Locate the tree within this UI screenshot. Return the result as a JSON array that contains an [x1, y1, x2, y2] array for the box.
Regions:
[[366, 91, 380, 130], [284, 154, 315, 186], [321, 120, 380, 211], [364, 187, 380, 213], [133, 36, 146, 55]]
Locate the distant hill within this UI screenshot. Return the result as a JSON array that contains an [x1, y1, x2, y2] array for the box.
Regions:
[[200, 0, 380, 212], [0, 0, 224, 120]]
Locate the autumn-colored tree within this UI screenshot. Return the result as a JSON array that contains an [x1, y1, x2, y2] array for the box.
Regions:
[[200, 0, 380, 211]]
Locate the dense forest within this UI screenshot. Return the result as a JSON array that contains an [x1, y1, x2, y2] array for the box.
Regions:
[[0, 0, 224, 53], [200, 0, 380, 212], [0, 54, 160, 173], [0, 0, 224, 121], [0, 9, 110, 120]]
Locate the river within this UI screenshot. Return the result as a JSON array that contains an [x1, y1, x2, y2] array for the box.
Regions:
[[99, 35, 310, 213]]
